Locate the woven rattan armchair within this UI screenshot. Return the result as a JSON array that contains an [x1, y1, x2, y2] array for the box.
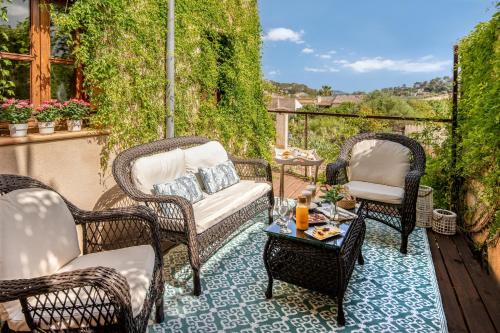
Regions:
[[0, 175, 164, 333], [326, 133, 426, 254], [113, 136, 274, 296]]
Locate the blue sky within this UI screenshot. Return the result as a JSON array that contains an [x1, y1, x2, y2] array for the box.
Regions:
[[259, 0, 496, 92]]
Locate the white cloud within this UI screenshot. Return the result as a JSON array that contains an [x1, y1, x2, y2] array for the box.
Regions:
[[328, 50, 337, 54], [302, 47, 314, 54], [420, 55, 434, 61], [318, 54, 332, 59], [268, 70, 279, 76], [263, 28, 304, 44], [304, 66, 339, 73], [342, 57, 451, 73], [333, 59, 349, 64]]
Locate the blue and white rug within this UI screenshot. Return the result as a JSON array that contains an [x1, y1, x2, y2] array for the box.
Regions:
[[149, 215, 447, 332]]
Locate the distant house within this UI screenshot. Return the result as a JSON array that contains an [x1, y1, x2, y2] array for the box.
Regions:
[[296, 97, 316, 107], [331, 94, 364, 106], [269, 93, 364, 110], [316, 96, 335, 107], [316, 94, 363, 107], [269, 94, 303, 111]]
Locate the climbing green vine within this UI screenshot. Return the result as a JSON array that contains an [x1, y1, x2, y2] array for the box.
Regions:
[[52, 0, 273, 167], [458, 9, 499, 246]]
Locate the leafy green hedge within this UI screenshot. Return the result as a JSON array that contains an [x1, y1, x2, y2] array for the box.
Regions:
[[458, 9, 499, 245], [52, 0, 273, 166]]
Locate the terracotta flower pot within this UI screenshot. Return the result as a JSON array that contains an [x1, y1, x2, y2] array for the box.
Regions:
[[67, 119, 83, 132], [38, 121, 55, 135], [8, 123, 28, 137]]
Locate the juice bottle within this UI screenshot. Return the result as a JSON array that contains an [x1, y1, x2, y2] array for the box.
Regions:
[[295, 196, 309, 231]]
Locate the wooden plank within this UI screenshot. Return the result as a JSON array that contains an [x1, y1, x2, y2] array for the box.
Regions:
[[39, 0, 51, 101], [427, 230, 468, 333], [436, 232, 496, 333], [453, 234, 500, 332], [0, 52, 34, 61], [30, 0, 41, 106]]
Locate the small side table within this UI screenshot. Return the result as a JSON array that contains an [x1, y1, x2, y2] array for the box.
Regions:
[[274, 157, 324, 199], [263, 214, 366, 326]]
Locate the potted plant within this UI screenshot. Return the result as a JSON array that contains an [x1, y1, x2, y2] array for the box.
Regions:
[[35, 100, 62, 135], [0, 99, 33, 137], [62, 99, 91, 132], [320, 185, 344, 222]]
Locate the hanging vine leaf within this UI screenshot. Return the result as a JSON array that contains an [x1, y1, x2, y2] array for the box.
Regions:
[[51, 0, 274, 168]]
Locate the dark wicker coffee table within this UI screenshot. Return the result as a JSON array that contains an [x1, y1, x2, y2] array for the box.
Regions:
[[263, 214, 366, 326]]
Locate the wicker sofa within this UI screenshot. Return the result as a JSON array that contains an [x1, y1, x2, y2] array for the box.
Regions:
[[326, 133, 426, 254], [0, 175, 164, 333], [113, 136, 274, 295]]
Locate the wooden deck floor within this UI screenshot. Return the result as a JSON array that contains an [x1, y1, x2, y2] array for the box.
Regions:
[[272, 171, 500, 333]]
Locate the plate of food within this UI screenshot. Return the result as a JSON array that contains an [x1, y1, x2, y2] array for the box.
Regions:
[[307, 212, 329, 225], [305, 225, 342, 241]]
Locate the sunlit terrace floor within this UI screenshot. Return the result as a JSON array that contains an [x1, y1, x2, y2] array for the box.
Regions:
[[272, 171, 500, 333]]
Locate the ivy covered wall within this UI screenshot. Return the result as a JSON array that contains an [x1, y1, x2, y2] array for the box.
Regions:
[[458, 10, 499, 255], [53, 0, 273, 164]]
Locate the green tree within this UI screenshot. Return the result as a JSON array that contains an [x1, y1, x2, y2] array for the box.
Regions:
[[318, 85, 333, 96]]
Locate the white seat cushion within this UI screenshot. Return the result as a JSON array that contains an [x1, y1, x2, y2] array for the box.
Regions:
[[3, 245, 155, 331], [345, 181, 404, 205], [348, 139, 410, 188], [184, 141, 229, 173], [131, 148, 186, 194], [193, 180, 271, 234]]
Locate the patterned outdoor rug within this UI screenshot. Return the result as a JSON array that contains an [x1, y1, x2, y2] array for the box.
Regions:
[[149, 215, 447, 332]]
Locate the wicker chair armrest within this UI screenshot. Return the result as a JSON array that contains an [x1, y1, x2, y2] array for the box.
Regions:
[[403, 169, 423, 207], [231, 157, 272, 182], [73, 206, 162, 262], [326, 159, 348, 185], [0, 267, 134, 330]]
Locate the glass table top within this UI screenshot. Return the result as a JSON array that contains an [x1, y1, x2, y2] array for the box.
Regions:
[[265, 217, 354, 250]]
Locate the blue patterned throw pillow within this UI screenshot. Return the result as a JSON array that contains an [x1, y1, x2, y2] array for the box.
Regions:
[[199, 160, 240, 194], [153, 173, 204, 204]]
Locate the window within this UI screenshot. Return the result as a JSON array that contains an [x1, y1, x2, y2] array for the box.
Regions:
[[0, 0, 81, 105]]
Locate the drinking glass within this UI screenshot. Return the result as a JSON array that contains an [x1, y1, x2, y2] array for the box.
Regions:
[[276, 198, 292, 234], [329, 201, 339, 227]]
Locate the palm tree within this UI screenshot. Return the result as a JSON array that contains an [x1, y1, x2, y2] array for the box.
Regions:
[[318, 85, 333, 96]]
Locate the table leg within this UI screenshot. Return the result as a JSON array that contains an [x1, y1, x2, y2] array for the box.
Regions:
[[263, 238, 274, 299], [279, 164, 285, 200], [314, 165, 319, 184]]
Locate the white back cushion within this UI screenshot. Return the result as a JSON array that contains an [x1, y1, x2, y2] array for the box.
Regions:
[[131, 148, 186, 194], [0, 188, 80, 280], [184, 141, 229, 173], [348, 139, 411, 188]]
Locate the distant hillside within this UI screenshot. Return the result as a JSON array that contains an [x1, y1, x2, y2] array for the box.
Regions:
[[268, 81, 346, 96], [379, 76, 452, 97], [268, 81, 317, 96], [268, 76, 452, 98]]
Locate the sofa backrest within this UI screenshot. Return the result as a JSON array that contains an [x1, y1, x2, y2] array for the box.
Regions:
[[0, 188, 80, 280], [129, 141, 229, 194], [348, 139, 410, 188], [131, 148, 186, 194], [184, 141, 229, 173]]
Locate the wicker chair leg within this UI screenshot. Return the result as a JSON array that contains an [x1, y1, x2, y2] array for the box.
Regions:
[[193, 268, 201, 296], [268, 206, 274, 225], [358, 251, 364, 265], [400, 235, 408, 254], [155, 293, 165, 323], [337, 294, 346, 326]]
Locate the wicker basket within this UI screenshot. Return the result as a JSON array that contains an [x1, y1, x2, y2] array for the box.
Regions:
[[432, 209, 457, 235], [337, 198, 356, 210], [416, 186, 433, 228]]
